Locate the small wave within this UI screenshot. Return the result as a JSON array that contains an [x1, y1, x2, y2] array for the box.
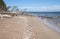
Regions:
[[38, 17, 60, 33]]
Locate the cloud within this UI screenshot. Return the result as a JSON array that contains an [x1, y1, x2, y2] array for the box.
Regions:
[[19, 5, 60, 11]]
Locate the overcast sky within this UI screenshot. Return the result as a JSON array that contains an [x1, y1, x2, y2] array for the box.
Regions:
[[4, 0, 60, 12]]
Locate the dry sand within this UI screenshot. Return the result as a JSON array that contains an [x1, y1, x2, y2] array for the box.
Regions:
[[0, 16, 60, 39]]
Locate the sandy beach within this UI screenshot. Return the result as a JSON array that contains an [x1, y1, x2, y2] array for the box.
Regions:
[[0, 15, 60, 39]]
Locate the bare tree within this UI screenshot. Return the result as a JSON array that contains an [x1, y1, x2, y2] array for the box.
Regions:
[[11, 6, 18, 12], [7, 6, 11, 12], [22, 8, 27, 15]]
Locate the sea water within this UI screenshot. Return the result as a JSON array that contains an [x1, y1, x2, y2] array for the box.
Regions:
[[28, 12, 60, 33], [38, 17, 60, 33], [28, 12, 60, 17]]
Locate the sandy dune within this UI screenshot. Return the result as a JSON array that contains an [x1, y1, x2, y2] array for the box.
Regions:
[[0, 16, 60, 39]]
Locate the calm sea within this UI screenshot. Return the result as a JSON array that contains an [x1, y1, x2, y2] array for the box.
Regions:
[[28, 12, 60, 17]]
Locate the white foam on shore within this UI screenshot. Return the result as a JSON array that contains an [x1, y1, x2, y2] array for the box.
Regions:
[[38, 17, 60, 33]]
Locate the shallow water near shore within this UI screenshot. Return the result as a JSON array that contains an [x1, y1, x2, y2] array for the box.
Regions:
[[38, 17, 60, 33], [28, 12, 60, 33]]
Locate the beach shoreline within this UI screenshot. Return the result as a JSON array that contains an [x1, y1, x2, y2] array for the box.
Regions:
[[37, 17, 60, 33], [0, 15, 60, 39]]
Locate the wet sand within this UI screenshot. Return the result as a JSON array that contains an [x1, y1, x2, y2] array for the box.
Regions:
[[0, 16, 60, 39]]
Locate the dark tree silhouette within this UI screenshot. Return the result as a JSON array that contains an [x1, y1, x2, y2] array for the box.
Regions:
[[0, 0, 7, 11]]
